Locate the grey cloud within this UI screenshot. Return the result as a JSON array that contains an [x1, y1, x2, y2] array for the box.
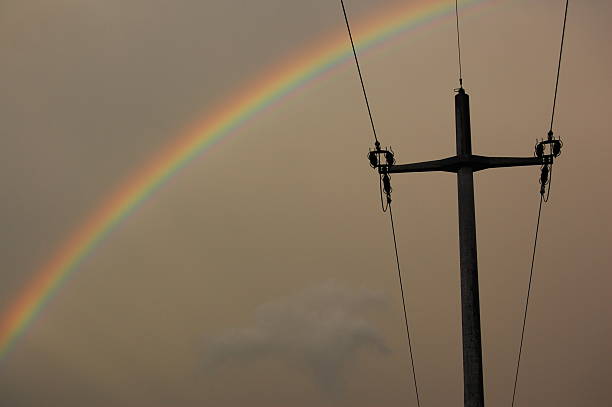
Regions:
[[202, 282, 389, 392]]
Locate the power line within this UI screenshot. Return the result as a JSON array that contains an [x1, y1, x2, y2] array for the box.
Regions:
[[549, 0, 570, 132], [511, 196, 543, 407], [339, 0, 379, 143], [455, 0, 464, 87], [339, 2, 421, 404], [389, 204, 421, 407], [512, 2, 569, 404]]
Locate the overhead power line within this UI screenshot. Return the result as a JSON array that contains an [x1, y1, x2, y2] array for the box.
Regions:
[[340, 1, 570, 406], [511, 2, 569, 406], [389, 205, 421, 407], [455, 0, 464, 87], [511, 196, 543, 407], [339, 0, 379, 144], [339, 2, 421, 406], [549, 0, 570, 132]]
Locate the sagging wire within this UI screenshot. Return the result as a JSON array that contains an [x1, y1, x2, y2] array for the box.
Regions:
[[389, 203, 421, 407], [511, 194, 543, 407], [512, 2, 569, 405], [455, 0, 464, 88], [340, 0, 379, 144], [341, 1, 421, 405], [537, 0, 569, 201]]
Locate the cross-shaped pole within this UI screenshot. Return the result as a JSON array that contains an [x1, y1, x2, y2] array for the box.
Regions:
[[371, 88, 557, 407]]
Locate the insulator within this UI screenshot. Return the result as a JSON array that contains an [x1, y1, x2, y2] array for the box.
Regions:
[[382, 173, 392, 196], [535, 142, 544, 158], [552, 140, 562, 157], [547, 130, 554, 141], [374, 141, 381, 151], [368, 151, 379, 168], [385, 151, 395, 165], [540, 165, 549, 186]]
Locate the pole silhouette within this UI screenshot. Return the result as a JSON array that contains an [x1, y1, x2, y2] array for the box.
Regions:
[[375, 88, 546, 407]]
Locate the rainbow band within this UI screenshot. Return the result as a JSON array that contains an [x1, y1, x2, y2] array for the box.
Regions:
[[0, 0, 484, 360]]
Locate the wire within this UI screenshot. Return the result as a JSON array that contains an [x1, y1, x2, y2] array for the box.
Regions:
[[379, 174, 389, 212], [543, 165, 553, 203], [340, 2, 419, 402], [389, 204, 421, 407], [340, 0, 379, 143], [549, 0, 569, 132], [512, 4, 569, 403], [511, 195, 543, 407], [455, 0, 463, 87]]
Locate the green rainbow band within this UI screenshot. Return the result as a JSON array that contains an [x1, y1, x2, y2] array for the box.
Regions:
[[0, 0, 486, 361]]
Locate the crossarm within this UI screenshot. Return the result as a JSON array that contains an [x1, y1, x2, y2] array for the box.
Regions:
[[385, 156, 460, 173], [386, 154, 544, 174], [470, 155, 545, 171]]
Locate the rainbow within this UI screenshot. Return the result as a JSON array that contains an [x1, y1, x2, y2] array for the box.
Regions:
[[0, 0, 487, 360]]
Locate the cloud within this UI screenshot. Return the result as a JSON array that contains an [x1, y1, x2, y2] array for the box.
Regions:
[[202, 282, 389, 392]]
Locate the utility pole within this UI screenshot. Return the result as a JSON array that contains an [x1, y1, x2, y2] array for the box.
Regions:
[[369, 87, 558, 407]]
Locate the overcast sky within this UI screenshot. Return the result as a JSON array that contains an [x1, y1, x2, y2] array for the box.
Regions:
[[1, 0, 611, 406]]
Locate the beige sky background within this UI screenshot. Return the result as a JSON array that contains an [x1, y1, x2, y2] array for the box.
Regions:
[[1, 0, 611, 406]]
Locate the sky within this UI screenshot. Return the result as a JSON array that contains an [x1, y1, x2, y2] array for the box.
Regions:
[[1, 0, 611, 406]]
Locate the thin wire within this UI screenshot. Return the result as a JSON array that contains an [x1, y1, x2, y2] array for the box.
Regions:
[[511, 195, 543, 407], [379, 174, 389, 212], [512, 4, 568, 401], [340, 0, 379, 143], [549, 0, 569, 132], [388, 204, 421, 407], [455, 0, 463, 87], [543, 165, 553, 203]]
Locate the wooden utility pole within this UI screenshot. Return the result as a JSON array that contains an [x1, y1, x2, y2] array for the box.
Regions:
[[381, 88, 546, 407]]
